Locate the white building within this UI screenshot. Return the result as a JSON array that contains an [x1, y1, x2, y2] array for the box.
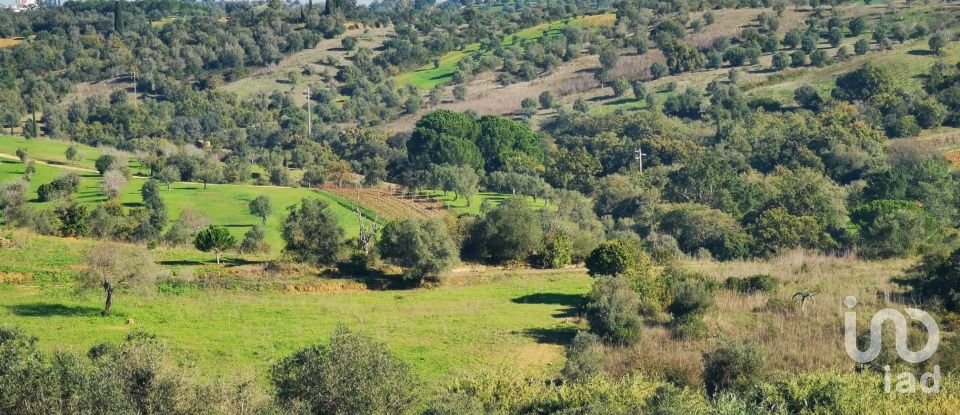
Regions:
[[4, 0, 39, 12]]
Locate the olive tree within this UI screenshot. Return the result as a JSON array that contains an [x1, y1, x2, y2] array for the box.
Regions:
[[86, 242, 157, 316], [282, 198, 345, 266], [377, 218, 457, 284], [271, 326, 417, 415], [248, 195, 272, 224]]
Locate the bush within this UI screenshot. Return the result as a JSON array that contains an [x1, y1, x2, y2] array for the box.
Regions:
[[282, 198, 345, 266], [702, 340, 765, 397], [758, 297, 798, 314], [0, 327, 253, 414], [561, 331, 604, 382], [271, 326, 417, 415], [534, 230, 573, 269], [586, 239, 641, 277], [463, 198, 543, 265], [724, 274, 779, 294], [671, 315, 708, 341], [37, 172, 80, 202], [377, 218, 457, 284], [667, 275, 716, 319], [584, 277, 643, 344], [239, 224, 270, 255], [904, 247, 960, 312]]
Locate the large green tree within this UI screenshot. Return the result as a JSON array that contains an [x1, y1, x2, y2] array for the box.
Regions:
[[377, 218, 457, 284], [463, 198, 543, 264], [832, 62, 895, 101], [271, 326, 417, 415], [249, 195, 272, 224], [282, 198, 345, 266]]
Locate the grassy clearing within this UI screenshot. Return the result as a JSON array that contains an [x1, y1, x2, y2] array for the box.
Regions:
[[149, 17, 180, 28], [0, 229, 212, 278], [222, 26, 392, 103], [394, 13, 616, 90], [748, 38, 960, 103], [0, 233, 928, 394], [420, 190, 550, 215], [0, 267, 589, 389], [0, 37, 24, 48], [0, 136, 372, 250], [0, 134, 135, 172]]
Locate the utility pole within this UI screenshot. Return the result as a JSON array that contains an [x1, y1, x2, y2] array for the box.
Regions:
[[131, 65, 139, 104], [305, 87, 312, 136], [634, 147, 647, 173]]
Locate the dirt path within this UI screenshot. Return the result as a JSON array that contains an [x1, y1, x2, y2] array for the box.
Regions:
[[0, 153, 98, 174]]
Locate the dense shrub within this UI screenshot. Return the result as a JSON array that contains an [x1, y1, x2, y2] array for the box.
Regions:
[[667, 271, 717, 340], [561, 331, 605, 382], [584, 276, 644, 344], [904, 247, 960, 312], [702, 340, 766, 397], [462, 198, 543, 264], [37, 172, 80, 202], [0, 327, 260, 415], [851, 200, 940, 259], [659, 204, 752, 260], [377, 217, 457, 284], [271, 326, 417, 415], [724, 274, 779, 294]]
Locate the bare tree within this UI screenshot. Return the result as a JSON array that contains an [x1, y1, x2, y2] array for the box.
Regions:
[[86, 243, 158, 316], [356, 209, 380, 254], [101, 169, 128, 200]]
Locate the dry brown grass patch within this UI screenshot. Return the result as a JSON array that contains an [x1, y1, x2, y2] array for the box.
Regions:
[[615, 252, 918, 384]]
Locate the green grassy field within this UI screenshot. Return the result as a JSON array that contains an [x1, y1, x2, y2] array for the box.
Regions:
[[747, 37, 960, 104], [0, 136, 372, 251], [0, 135, 138, 172], [421, 190, 550, 215], [394, 13, 616, 89], [0, 264, 589, 389]]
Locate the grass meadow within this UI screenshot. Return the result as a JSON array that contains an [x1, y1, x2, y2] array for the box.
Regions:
[[0, 223, 931, 394], [420, 190, 551, 215], [0, 135, 372, 252], [394, 13, 616, 90], [0, 230, 591, 389], [0, 134, 135, 172]]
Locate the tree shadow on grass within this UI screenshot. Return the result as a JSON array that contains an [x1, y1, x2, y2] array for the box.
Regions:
[[604, 97, 636, 106], [518, 326, 578, 345], [158, 257, 261, 267], [321, 268, 420, 290], [7, 303, 101, 317], [908, 49, 935, 56], [512, 293, 585, 318], [588, 93, 618, 103], [513, 293, 584, 306]]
